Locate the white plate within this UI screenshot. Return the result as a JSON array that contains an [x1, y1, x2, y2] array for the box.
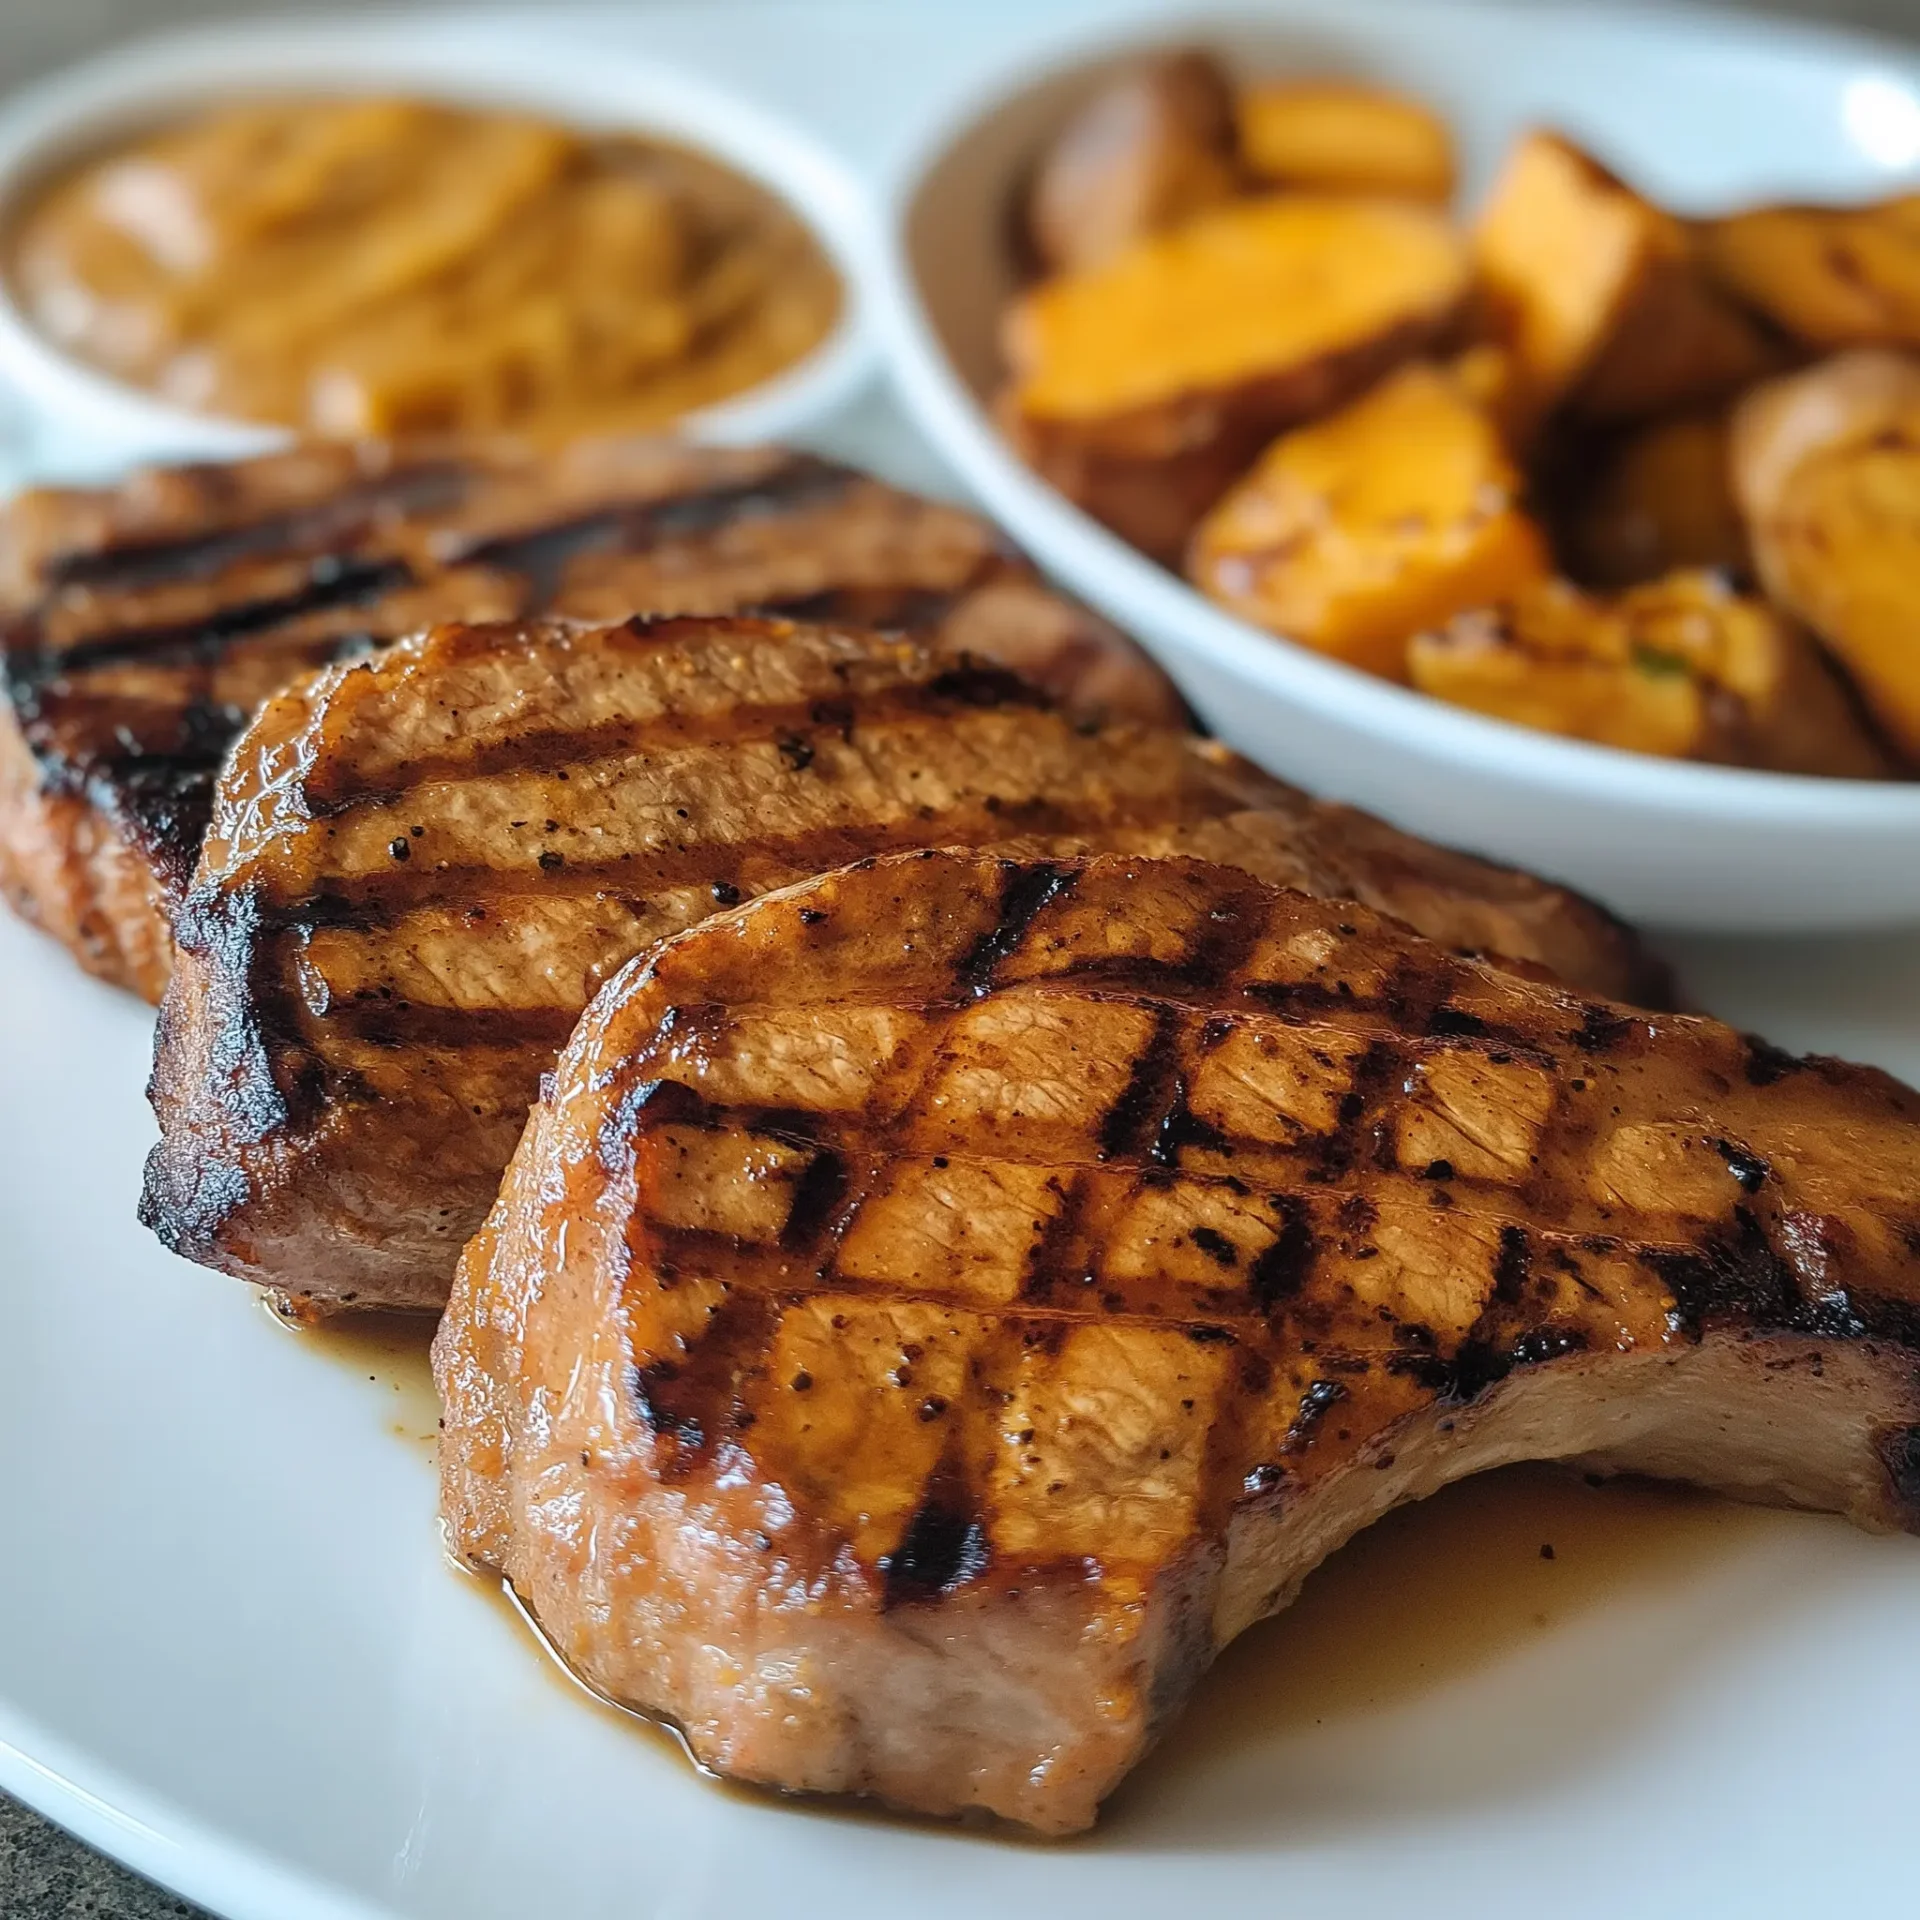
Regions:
[[875, 0, 1920, 931], [3, 8, 1920, 1920]]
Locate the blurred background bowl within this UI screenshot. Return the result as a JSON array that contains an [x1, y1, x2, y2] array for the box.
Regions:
[[0, 13, 878, 477], [875, 0, 1920, 931]]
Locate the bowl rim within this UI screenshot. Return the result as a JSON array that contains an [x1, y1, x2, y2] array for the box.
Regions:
[[0, 12, 878, 461], [869, 0, 1920, 825]]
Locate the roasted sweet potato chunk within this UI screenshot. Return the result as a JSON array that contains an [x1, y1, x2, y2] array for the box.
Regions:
[[1001, 195, 1470, 561], [1732, 348, 1920, 757], [1187, 362, 1550, 678], [1703, 194, 1920, 351], [1236, 80, 1455, 202], [1560, 409, 1750, 587], [1474, 132, 1778, 427], [1408, 570, 1893, 775], [1023, 52, 1239, 275]]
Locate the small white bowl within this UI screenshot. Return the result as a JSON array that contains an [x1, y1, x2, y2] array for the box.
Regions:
[[0, 14, 877, 474], [876, 0, 1920, 931]]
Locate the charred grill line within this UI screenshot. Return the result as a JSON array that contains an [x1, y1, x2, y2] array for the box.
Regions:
[[620, 1290, 781, 1483], [781, 1146, 851, 1258], [13, 556, 417, 684], [449, 455, 855, 606], [291, 666, 1054, 817], [1098, 1008, 1183, 1165], [955, 862, 1079, 998], [879, 1454, 992, 1608], [1017, 1170, 1093, 1305], [1248, 1195, 1317, 1311], [252, 801, 1169, 940], [38, 460, 473, 594]]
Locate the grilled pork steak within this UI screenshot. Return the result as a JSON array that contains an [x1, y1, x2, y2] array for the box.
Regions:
[[437, 848, 1920, 1834], [0, 437, 1177, 999], [143, 612, 1658, 1315]]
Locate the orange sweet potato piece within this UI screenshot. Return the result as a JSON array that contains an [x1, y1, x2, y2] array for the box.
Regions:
[[1001, 194, 1470, 561], [1731, 348, 1920, 758], [1560, 409, 1750, 587], [1702, 194, 1920, 352], [1024, 50, 1240, 275], [1187, 361, 1550, 678], [1235, 80, 1455, 202], [1407, 570, 1893, 775], [1474, 131, 1779, 428]]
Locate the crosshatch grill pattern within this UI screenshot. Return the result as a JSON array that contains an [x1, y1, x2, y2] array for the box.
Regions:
[[0, 436, 1168, 997], [548, 850, 1920, 1582], [142, 609, 1661, 1311], [437, 849, 1920, 1830]]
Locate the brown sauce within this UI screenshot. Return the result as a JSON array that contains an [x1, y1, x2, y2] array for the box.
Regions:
[[11, 97, 840, 437], [1108, 1462, 1780, 1834], [267, 1303, 440, 1447]]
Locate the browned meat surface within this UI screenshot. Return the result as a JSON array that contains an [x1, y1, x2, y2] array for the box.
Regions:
[[436, 849, 1920, 1834], [0, 437, 1177, 998], [142, 612, 1659, 1314]]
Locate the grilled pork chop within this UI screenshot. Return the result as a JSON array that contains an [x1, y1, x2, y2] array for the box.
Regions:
[[143, 613, 1662, 1315], [0, 437, 1177, 999], [437, 848, 1920, 1834]]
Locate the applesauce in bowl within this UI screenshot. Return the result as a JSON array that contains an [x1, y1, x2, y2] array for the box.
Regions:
[[7, 93, 842, 442]]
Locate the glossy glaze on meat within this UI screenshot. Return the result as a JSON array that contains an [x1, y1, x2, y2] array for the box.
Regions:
[[0, 437, 1177, 997], [437, 850, 1920, 1833], [141, 611, 1660, 1313]]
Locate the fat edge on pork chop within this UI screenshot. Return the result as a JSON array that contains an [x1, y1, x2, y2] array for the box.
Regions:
[[0, 436, 1178, 998], [140, 612, 1665, 1313], [436, 849, 1920, 1834]]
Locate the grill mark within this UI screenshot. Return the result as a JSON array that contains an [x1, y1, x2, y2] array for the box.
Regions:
[[955, 862, 1080, 997], [296, 666, 1057, 816], [751, 582, 978, 630], [303, 996, 582, 1051], [613, 1098, 1718, 1285], [254, 802, 1186, 933], [602, 1207, 1914, 1351], [879, 1446, 992, 1607], [39, 459, 472, 593], [449, 455, 855, 604], [623, 1290, 781, 1481], [1492, 1225, 1532, 1304], [781, 1145, 851, 1257], [13, 556, 416, 682], [1647, 1203, 1853, 1340], [5, 458, 1032, 874], [1016, 1171, 1093, 1305], [1099, 1008, 1182, 1163], [1249, 1195, 1317, 1312], [1035, 882, 1275, 1164]]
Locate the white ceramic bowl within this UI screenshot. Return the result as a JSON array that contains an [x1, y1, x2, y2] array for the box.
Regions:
[[876, 0, 1920, 931], [0, 14, 877, 474]]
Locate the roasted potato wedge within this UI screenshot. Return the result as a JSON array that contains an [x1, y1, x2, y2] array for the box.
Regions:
[[1024, 50, 1240, 275], [1560, 409, 1750, 587], [1732, 348, 1920, 757], [1703, 194, 1920, 352], [1188, 361, 1550, 677], [1236, 80, 1455, 202], [1002, 195, 1470, 561], [1474, 131, 1779, 428], [1408, 570, 1893, 775]]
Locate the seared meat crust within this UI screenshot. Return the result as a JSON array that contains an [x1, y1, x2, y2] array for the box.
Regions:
[[0, 438, 1177, 997], [143, 612, 1659, 1313], [437, 849, 1920, 1833]]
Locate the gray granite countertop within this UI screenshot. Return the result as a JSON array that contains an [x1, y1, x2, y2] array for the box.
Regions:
[[2, 0, 1916, 1914]]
